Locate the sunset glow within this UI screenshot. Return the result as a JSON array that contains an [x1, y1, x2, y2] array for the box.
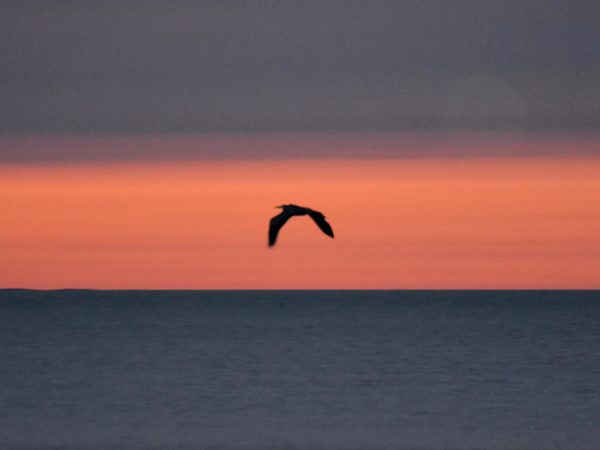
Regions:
[[2, 156, 599, 289]]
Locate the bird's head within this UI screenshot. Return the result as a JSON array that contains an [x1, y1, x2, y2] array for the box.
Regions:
[[275, 205, 286, 209]]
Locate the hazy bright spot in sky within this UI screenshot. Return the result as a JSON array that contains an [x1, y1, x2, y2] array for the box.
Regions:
[[1, 145, 599, 289]]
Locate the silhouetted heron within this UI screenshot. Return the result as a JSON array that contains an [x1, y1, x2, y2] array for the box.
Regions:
[[269, 204, 334, 247]]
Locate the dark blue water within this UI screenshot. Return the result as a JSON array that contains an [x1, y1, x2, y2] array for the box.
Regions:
[[1, 290, 599, 450]]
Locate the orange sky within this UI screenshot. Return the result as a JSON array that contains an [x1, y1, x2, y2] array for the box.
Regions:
[[1, 155, 599, 289]]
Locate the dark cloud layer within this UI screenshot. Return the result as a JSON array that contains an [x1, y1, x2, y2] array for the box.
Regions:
[[1, 1, 599, 135]]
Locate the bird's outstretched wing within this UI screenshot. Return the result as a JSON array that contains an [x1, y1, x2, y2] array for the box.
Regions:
[[308, 211, 334, 238], [269, 211, 293, 246]]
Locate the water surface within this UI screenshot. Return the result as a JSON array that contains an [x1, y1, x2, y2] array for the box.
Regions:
[[1, 290, 599, 449]]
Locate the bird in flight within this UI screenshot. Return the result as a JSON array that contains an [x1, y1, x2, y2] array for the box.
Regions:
[[269, 204, 334, 247]]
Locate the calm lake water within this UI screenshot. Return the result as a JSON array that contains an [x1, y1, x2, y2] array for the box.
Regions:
[[1, 290, 599, 449]]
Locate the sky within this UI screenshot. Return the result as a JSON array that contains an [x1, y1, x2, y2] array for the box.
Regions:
[[2, 155, 599, 289], [1, 0, 599, 137], [1, 2, 599, 288]]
